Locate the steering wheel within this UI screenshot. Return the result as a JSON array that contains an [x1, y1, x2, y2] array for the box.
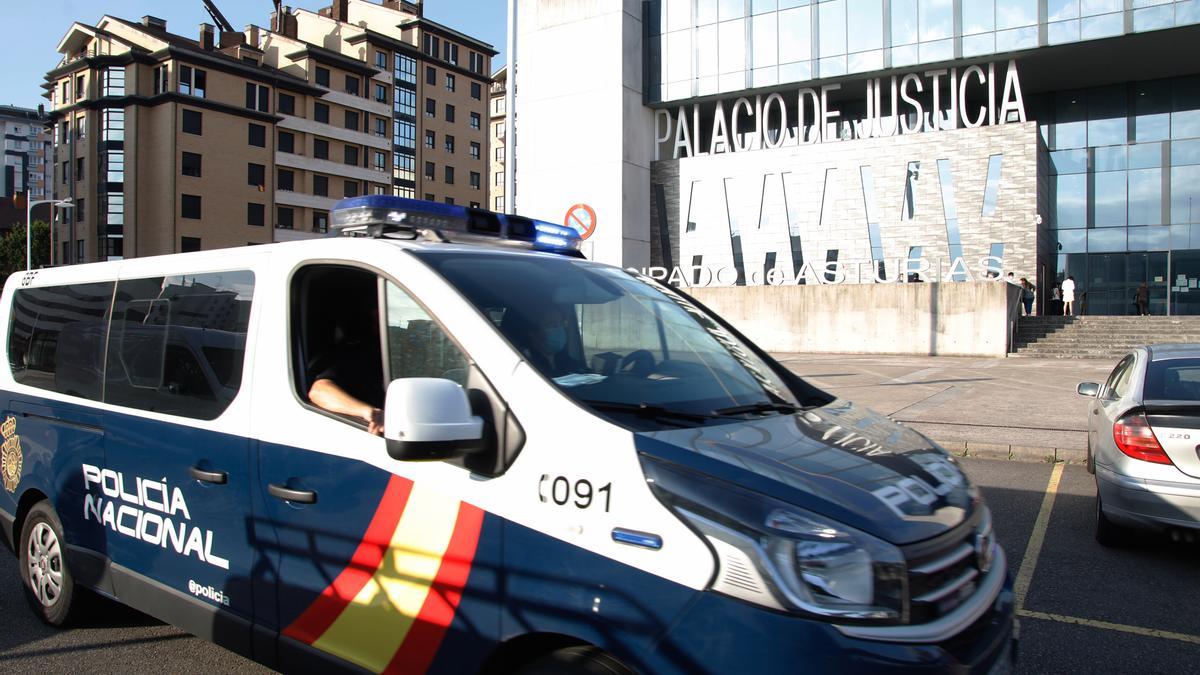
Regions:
[[618, 349, 656, 377]]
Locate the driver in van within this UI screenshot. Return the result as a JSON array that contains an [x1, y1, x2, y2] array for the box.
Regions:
[[307, 309, 386, 436], [507, 304, 585, 377]]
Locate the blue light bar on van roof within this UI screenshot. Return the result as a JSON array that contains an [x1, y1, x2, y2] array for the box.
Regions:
[[330, 195, 583, 257]]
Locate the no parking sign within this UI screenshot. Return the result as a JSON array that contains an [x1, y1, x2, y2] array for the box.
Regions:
[[563, 203, 597, 240]]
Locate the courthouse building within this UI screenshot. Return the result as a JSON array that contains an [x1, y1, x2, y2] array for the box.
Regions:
[[513, 1, 1200, 315]]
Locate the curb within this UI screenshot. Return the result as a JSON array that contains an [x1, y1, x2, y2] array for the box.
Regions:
[[932, 438, 1086, 464]]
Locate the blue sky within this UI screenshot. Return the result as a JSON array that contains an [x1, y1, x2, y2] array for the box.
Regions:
[[0, 0, 507, 110]]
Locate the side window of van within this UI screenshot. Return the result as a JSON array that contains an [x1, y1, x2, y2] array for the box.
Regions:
[[384, 280, 468, 385], [8, 281, 114, 399], [105, 271, 254, 419]]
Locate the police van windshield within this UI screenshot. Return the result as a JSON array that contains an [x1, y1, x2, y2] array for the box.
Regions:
[[413, 250, 803, 429]]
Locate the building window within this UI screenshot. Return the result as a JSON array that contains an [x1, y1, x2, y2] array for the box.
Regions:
[[494, 171, 503, 186], [395, 54, 416, 84], [182, 194, 202, 219], [396, 88, 415, 117], [102, 109, 125, 141], [444, 135, 455, 154], [278, 93, 296, 115], [470, 82, 481, 100], [426, 66, 437, 85], [492, 97, 505, 115], [375, 83, 387, 103], [344, 146, 360, 166], [102, 67, 125, 96], [315, 102, 329, 124], [470, 112, 481, 129], [345, 110, 360, 131], [469, 52, 485, 74], [314, 138, 329, 160], [445, 196, 455, 205], [181, 236, 201, 253], [248, 163, 265, 187], [470, 171, 480, 189], [394, 153, 415, 181], [495, 121, 504, 138], [495, 147, 505, 162], [374, 116, 387, 137], [446, 74, 456, 92], [396, 120, 415, 148], [313, 211, 329, 233], [104, 151, 124, 183], [248, 202, 265, 226], [245, 83, 268, 111], [425, 193, 435, 200], [178, 66, 207, 98], [426, 98, 436, 117], [277, 206, 294, 229], [374, 150, 386, 171], [470, 201, 480, 208], [443, 42, 459, 65], [152, 66, 168, 95], [75, 197, 84, 221], [345, 75, 360, 96], [75, 157, 84, 181], [278, 131, 295, 154], [444, 166, 454, 184], [425, 161, 435, 180], [278, 168, 294, 191], [375, 51, 388, 69], [494, 196, 504, 210], [445, 104, 455, 123], [248, 123, 266, 147], [425, 130, 435, 149], [424, 34, 439, 58], [396, 186, 415, 198], [314, 174, 328, 196], [182, 152, 202, 177], [74, 115, 86, 140], [470, 141, 480, 160], [344, 180, 360, 198], [315, 66, 330, 87]]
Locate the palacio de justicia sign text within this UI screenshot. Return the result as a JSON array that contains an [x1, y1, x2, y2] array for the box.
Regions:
[[654, 59, 1026, 160]]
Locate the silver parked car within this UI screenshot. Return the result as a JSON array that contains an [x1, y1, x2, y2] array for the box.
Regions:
[[1077, 344, 1200, 546]]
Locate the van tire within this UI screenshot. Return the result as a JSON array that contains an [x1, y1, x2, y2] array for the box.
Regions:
[[514, 646, 634, 675], [18, 501, 79, 626]]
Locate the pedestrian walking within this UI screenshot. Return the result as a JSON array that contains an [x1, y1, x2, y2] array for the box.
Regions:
[[1135, 282, 1150, 316], [1020, 278, 1035, 316], [1051, 285, 1063, 316], [1062, 275, 1076, 316]]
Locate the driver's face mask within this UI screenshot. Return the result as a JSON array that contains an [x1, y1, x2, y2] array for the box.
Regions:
[[542, 325, 567, 353]]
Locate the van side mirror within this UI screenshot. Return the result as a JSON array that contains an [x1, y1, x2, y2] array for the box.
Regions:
[[384, 378, 485, 461], [1076, 382, 1100, 397]]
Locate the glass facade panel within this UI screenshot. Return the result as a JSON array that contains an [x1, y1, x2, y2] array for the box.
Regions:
[[1094, 171, 1128, 227], [1081, 12, 1123, 39], [919, 0, 953, 41], [962, 0, 995, 33], [1055, 174, 1088, 228], [1048, 0, 1080, 21], [1087, 86, 1128, 146], [1058, 229, 1087, 252], [847, 0, 883, 53], [997, 0, 1038, 29], [819, 1, 847, 58], [752, 13, 778, 68], [1128, 168, 1162, 225], [1089, 228, 1126, 252], [1173, 165, 1200, 224]]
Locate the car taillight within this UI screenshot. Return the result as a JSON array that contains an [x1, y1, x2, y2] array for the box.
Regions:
[[1113, 411, 1173, 465]]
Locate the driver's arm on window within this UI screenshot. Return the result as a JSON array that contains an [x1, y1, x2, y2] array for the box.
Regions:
[[308, 378, 384, 436]]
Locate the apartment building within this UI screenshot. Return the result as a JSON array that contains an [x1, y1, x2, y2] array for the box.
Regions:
[[489, 65, 505, 213], [1, 105, 52, 206], [45, 0, 494, 263]]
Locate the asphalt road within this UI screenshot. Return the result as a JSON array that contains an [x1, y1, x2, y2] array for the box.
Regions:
[[1, 459, 1196, 673]]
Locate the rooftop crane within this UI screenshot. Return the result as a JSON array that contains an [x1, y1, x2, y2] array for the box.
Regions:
[[201, 0, 235, 33]]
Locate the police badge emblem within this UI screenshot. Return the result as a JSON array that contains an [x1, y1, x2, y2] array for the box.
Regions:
[[1, 415, 22, 493]]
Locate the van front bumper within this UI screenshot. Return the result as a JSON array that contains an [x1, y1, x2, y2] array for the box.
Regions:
[[648, 569, 1015, 674]]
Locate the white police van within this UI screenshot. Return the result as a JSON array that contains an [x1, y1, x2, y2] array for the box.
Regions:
[[0, 196, 1014, 674]]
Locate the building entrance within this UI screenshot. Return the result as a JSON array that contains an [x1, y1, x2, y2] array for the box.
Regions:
[[1059, 251, 1200, 315]]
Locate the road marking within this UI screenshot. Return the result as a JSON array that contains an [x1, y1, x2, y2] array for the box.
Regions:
[[1013, 461, 1064, 609], [1017, 609, 1200, 645]]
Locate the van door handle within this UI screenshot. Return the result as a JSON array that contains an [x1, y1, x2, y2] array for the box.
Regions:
[[268, 483, 317, 504], [189, 466, 228, 484]]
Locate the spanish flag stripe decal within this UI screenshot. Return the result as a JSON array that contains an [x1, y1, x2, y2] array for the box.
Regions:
[[284, 474, 413, 645], [311, 482, 463, 672], [383, 503, 485, 675]]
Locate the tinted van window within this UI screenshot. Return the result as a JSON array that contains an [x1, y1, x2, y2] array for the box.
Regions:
[[8, 282, 114, 399], [105, 271, 254, 419]]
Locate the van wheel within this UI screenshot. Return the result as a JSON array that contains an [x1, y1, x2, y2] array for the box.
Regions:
[[515, 646, 634, 675], [18, 501, 78, 626], [1094, 494, 1130, 548]]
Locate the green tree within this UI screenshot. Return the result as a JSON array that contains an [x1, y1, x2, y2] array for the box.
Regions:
[[0, 220, 52, 282]]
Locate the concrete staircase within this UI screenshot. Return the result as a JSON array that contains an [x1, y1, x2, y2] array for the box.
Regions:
[[1011, 316, 1200, 360]]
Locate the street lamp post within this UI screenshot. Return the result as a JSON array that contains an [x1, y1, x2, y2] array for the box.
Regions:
[[25, 198, 73, 271]]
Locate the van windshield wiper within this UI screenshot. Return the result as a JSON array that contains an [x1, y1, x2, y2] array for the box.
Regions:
[[711, 401, 800, 416], [581, 400, 718, 424]]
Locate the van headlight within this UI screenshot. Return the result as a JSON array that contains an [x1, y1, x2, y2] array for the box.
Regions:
[[644, 457, 907, 624]]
